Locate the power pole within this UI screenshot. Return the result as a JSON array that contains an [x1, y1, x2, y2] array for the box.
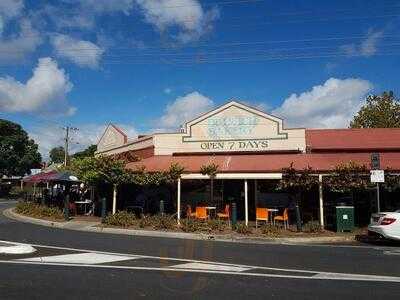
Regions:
[[63, 126, 78, 166]]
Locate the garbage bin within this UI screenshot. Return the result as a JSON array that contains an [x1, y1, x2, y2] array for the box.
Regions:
[[335, 206, 354, 232]]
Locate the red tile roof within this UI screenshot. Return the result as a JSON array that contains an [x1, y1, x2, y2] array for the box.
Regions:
[[125, 152, 400, 173], [306, 128, 400, 151]]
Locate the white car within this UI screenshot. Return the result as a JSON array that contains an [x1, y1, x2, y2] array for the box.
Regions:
[[368, 210, 400, 241]]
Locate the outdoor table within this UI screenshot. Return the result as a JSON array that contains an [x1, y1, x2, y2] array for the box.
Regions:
[[75, 200, 92, 215], [206, 206, 217, 218], [267, 208, 279, 224]]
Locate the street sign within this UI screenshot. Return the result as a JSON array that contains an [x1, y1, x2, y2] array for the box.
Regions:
[[370, 170, 385, 183], [371, 153, 380, 169]]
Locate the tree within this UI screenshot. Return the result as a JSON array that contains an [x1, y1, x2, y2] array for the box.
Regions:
[[0, 119, 42, 176], [278, 163, 318, 231], [200, 163, 219, 205], [72, 145, 97, 159], [324, 161, 370, 193], [49, 146, 65, 164], [350, 91, 400, 128], [66, 155, 134, 214]]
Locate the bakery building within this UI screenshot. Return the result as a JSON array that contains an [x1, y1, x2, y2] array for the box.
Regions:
[[96, 101, 400, 228]]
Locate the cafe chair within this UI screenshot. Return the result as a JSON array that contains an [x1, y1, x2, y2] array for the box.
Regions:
[[256, 207, 269, 228], [217, 204, 230, 224], [274, 208, 289, 229], [186, 205, 196, 218], [195, 206, 208, 220]]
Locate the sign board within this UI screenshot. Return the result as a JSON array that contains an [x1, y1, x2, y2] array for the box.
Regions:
[[371, 153, 380, 170], [370, 170, 385, 183]]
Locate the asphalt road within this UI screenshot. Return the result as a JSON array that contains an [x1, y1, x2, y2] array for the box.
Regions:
[[1, 200, 400, 299]]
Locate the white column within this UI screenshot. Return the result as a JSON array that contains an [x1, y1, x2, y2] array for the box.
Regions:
[[177, 178, 181, 225], [318, 175, 324, 229], [20, 180, 24, 191], [244, 179, 248, 226], [112, 184, 117, 215]]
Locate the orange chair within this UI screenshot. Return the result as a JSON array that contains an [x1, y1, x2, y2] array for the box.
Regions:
[[195, 206, 208, 220], [274, 208, 289, 229], [186, 205, 196, 218], [256, 207, 269, 228], [217, 204, 230, 222]]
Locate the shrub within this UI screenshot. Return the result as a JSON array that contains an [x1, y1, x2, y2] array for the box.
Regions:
[[180, 218, 200, 232], [103, 211, 137, 228], [150, 214, 176, 230], [15, 201, 64, 220], [206, 219, 229, 232], [260, 224, 282, 237], [303, 221, 323, 233], [234, 222, 252, 235], [138, 215, 153, 228], [138, 214, 176, 230]]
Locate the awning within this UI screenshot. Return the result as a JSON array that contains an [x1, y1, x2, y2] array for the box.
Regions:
[[126, 152, 400, 173]]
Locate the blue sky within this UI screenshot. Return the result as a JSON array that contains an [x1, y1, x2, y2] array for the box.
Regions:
[[0, 0, 399, 158]]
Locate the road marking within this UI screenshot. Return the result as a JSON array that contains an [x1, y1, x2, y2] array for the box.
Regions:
[[171, 262, 251, 272], [2, 240, 400, 283], [384, 250, 400, 256], [19, 253, 140, 264], [0, 260, 400, 283]]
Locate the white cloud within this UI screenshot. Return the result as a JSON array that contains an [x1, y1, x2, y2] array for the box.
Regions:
[[341, 29, 384, 57], [158, 91, 214, 129], [360, 29, 384, 57], [164, 87, 172, 94], [272, 78, 373, 129], [29, 123, 138, 160], [135, 0, 219, 42], [80, 0, 134, 14], [51, 34, 104, 68], [0, 57, 74, 115], [0, 19, 42, 62], [0, 0, 24, 29]]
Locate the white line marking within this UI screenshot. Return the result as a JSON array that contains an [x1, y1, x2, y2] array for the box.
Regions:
[[384, 250, 400, 256], [171, 262, 251, 272], [18, 253, 139, 264], [2, 240, 400, 283], [0, 260, 400, 283]]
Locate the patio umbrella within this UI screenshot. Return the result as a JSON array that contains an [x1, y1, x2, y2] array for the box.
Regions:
[[22, 170, 58, 183], [22, 171, 79, 183], [47, 171, 79, 183]]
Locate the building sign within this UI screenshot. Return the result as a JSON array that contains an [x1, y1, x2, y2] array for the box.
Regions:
[[370, 170, 385, 183], [200, 140, 269, 151], [207, 116, 260, 139]]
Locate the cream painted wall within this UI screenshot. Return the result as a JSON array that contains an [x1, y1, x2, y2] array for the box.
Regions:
[[97, 101, 306, 156]]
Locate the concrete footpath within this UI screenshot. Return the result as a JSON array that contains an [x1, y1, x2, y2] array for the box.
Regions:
[[3, 208, 356, 245]]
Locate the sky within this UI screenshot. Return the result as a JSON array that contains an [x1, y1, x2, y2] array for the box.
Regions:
[[0, 0, 399, 159]]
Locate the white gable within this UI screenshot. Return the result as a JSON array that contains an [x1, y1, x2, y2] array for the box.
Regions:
[[153, 101, 306, 154], [97, 124, 127, 152], [183, 101, 287, 142]]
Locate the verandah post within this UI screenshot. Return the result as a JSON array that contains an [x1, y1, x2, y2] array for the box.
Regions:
[[112, 184, 117, 215], [244, 179, 248, 226], [177, 177, 181, 225], [319, 174, 325, 229]]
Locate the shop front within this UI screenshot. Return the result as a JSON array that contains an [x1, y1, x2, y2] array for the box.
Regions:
[[96, 101, 400, 228]]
